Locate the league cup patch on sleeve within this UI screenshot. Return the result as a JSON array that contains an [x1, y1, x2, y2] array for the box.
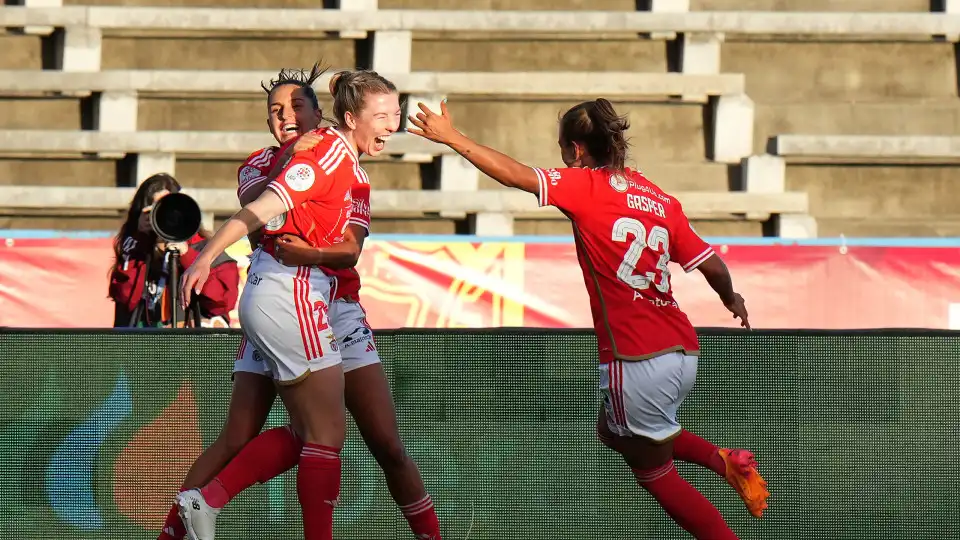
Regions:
[[265, 212, 287, 232], [239, 166, 260, 183], [285, 163, 316, 192]]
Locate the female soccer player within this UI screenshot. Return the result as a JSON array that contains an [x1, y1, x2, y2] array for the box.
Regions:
[[408, 98, 769, 539], [171, 70, 439, 540]]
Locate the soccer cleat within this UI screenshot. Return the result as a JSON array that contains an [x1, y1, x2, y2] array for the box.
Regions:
[[177, 489, 221, 540], [719, 448, 770, 518]]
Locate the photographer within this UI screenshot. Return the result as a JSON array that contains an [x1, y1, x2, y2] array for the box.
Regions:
[[108, 173, 239, 328]]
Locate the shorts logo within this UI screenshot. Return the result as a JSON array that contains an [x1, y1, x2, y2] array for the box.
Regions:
[[342, 326, 373, 349], [265, 212, 286, 232], [326, 332, 339, 352], [239, 165, 260, 183], [609, 174, 628, 193], [285, 163, 315, 192], [253, 349, 263, 363]]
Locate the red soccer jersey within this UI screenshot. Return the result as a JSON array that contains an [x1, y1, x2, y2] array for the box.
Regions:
[[236, 146, 278, 201], [533, 166, 715, 363], [262, 127, 356, 257], [250, 128, 370, 302]]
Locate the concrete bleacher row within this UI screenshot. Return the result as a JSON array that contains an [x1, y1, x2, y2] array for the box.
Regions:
[[5, 7, 960, 35], [0, 185, 814, 238], [4, 7, 960, 80], [742, 135, 960, 197], [0, 69, 753, 164]]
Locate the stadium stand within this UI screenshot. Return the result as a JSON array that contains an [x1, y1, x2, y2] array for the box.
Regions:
[[2, 1, 959, 237]]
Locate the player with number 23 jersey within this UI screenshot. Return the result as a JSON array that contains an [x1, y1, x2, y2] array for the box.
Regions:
[[407, 96, 768, 540]]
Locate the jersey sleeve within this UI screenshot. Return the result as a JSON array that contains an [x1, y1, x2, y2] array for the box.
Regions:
[[531, 167, 592, 214], [347, 181, 371, 231], [266, 156, 329, 211], [237, 147, 276, 199], [671, 204, 715, 273]]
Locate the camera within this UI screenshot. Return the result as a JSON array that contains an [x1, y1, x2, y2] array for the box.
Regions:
[[150, 192, 202, 243]]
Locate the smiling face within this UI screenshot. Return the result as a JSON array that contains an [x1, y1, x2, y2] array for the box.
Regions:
[[266, 83, 322, 144], [343, 91, 401, 157]]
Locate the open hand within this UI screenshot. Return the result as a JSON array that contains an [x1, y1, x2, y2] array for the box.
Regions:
[[725, 293, 751, 330], [275, 234, 319, 267], [407, 101, 460, 146]]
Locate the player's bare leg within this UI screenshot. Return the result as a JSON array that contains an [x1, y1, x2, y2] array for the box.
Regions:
[[597, 408, 739, 540], [276, 366, 347, 540], [160, 372, 275, 540], [345, 363, 441, 539]]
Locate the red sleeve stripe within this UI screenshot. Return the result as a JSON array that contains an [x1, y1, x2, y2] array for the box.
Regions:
[[267, 182, 295, 212], [318, 139, 347, 175], [247, 148, 274, 168], [682, 247, 715, 273], [533, 167, 548, 207]]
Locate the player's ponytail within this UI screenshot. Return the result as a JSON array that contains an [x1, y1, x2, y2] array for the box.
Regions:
[[560, 98, 631, 171], [329, 69, 398, 128], [261, 59, 328, 113]]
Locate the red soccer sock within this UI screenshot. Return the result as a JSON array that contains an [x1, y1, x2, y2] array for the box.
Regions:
[[200, 426, 303, 509], [297, 443, 342, 540], [673, 429, 727, 477], [158, 498, 186, 540], [634, 461, 738, 540], [399, 494, 442, 540]]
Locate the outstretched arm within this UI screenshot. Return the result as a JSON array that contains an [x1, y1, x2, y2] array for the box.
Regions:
[[407, 101, 539, 195]]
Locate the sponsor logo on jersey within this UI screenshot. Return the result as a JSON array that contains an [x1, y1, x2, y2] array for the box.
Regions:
[[545, 168, 562, 186], [239, 165, 260, 183], [609, 174, 628, 193], [342, 325, 373, 348], [285, 163, 315, 192], [352, 198, 371, 219], [264, 212, 287, 232]]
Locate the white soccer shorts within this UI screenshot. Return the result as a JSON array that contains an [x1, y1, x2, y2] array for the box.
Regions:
[[235, 293, 380, 377], [236, 249, 342, 385], [599, 351, 698, 442]]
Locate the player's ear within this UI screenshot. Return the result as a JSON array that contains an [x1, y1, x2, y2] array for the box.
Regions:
[[574, 141, 585, 162], [344, 110, 358, 130]]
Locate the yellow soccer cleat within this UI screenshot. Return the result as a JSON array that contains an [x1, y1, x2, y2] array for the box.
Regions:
[[719, 448, 770, 518]]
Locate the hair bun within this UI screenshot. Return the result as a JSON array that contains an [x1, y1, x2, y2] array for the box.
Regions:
[[328, 71, 345, 96]]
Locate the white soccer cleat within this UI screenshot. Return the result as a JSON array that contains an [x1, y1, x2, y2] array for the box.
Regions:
[[177, 489, 221, 540]]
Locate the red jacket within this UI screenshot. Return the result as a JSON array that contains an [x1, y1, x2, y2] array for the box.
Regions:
[[108, 233, 239, 327]]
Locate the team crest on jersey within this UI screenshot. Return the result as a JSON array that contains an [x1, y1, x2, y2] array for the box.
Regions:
[[239, 166, 260, 183], [265, 212, 287, 232], [609, 174, 628, 193], [285, 164, 315, 192]]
